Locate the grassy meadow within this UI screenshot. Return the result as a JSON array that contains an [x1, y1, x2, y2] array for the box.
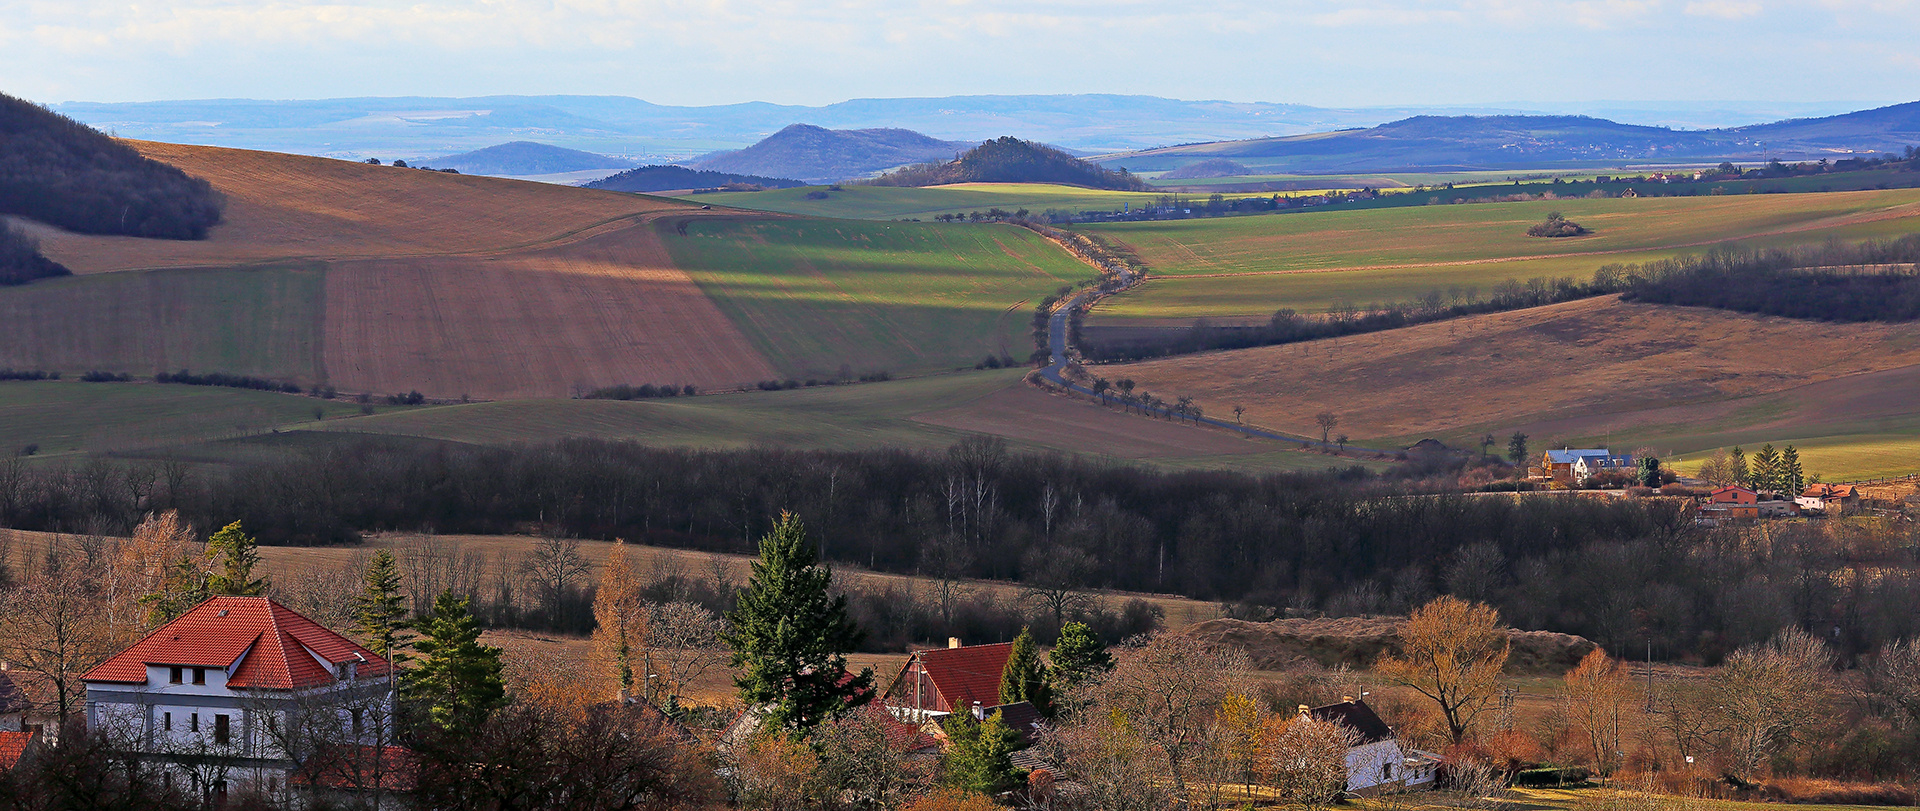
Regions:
[[663, 217, 1089, 378], [0, 379, 385, 459], [1084, 188, 1920, 321]]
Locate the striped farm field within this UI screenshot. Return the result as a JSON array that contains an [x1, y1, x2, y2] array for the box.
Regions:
[[1085, 188, 1920, 321], [1094, 296, 1920, 481], [0, 379, 398, 459], [684, 183, 1272, 221], [662, 217, 1090, 378]]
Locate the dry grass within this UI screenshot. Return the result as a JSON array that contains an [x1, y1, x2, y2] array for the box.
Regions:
[[1096, 297, 1920, 466]]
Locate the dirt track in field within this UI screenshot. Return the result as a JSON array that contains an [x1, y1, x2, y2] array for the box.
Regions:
[[324, 222, 776, 399], [1100, 297, 1920, 442]]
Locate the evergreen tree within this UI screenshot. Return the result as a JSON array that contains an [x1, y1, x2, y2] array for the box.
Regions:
[[353, 551, 413, 666], [1781, 446, 1806, 496], [204, 521, 265, 596], [141, 552, 208, 626], [999, 627, 1053, 716], [1752, 444, 1782, 494], [403, 591, 506, 737], [1639, 457, 1662, 489], [1507, 432, 1529, 467], [722, 512, 872, 734], [1730, 446, 1750, 487], [940, 710, 1025, 795], [1048, 621, 1114, 690]]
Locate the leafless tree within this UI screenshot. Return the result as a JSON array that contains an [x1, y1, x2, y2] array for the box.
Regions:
[[1315, 412, 1339, 445], [1868, 638, 1920, 727], [1258, 713, 1358, 810], [648, 601, 728, 707], [1562, 649, 1630, 775], [1711, 626, 1831, 780], [0, 565, 116, 722], [1376, 596, 1510, 744], [1092, 633, 1252, 798], [1019, 546, 1097, 627]]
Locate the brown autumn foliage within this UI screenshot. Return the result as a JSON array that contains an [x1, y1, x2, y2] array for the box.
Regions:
[[1375, 596, 1511, 743]]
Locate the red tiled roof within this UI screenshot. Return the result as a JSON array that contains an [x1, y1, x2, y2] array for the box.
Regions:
[[0, 730, 35, 770], [82, 596, 390, 690], [912, 643, 1012, 713], [1803, 483, 1857, 499]]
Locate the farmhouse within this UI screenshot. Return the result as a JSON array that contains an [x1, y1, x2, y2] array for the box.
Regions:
[[1305, 698, 1438, 795], [1540, 449, 1631, 484], [1800, 483, 1861, 514], [883, 638, 1013, 724], [81, 596, 395, 805]]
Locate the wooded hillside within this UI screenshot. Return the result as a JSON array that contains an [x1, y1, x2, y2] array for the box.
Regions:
[[0, 92, 223, 239]]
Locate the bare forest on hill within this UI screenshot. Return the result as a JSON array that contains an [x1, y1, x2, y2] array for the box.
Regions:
[[0, 221, 68, 285], [0, 92, 223, 239], [5, 437, 1919, 665], [1617, 234, 1920, 321]]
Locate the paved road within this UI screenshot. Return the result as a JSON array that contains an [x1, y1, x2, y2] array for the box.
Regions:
[[1037, 278, 1393, 456]]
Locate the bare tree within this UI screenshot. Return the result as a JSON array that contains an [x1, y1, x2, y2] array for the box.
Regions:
[[522, 535, 589, 629], [1314, 412, 1339, 445], [1019, 546, 1097, 627], [1562, 648, 1630, 775], [1258, 712, 1359, 810], [1712, 626, 1831, 781], [1868, 638, 1920, 727], [0, 564, 117, 723], [647, 601, 727, 708], [1093, 633, 1252, 797], [1041, 704, 1179, 811], [1376, 596, 1511, 744]]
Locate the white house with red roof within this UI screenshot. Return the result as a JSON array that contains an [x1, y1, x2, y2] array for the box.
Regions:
[[82, 596, 395, 804]]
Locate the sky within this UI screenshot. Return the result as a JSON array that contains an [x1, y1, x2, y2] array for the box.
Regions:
[[4, 0, 1918, 108]]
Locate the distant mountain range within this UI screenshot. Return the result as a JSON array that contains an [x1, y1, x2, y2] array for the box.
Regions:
[[428, 141, 636, 176], [46, 94, 1890, 163], [1103, 103, 1920, 175], [690, 124, 970, 184]]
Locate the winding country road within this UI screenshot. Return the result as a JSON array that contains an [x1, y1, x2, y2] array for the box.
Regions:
[[1037, 275, 1394, 456]]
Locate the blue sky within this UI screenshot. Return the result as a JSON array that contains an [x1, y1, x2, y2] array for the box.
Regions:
[[4, 0, 1917, 107]]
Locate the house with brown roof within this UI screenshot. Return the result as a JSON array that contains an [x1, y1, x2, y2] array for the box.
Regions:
[[82, 596, 397, 806], [882, 639, 1013, 724], [1800, 483, 1862, 514]]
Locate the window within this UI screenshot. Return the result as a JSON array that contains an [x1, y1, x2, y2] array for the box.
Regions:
[[214, 714, 230, 745], [351, 708, 364, 737], [191, 712, 199, 732], [1382, 762, 1394, 780], [169, 667, 183, 684], [163, 711, 172, 731], [192, 667, 206, 685]]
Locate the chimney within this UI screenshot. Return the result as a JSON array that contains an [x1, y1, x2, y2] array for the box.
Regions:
[[1342, 695, 1354, 703], [1297, 704, 1309, 716], [973, 701, 986, 720], [948, 637, 962, 649]]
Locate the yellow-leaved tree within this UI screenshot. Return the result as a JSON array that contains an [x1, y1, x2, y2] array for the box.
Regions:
[[592, 539, 648, 701], [1376, 595, 1510, 744]]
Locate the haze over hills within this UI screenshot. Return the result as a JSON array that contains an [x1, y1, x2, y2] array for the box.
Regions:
[[47, 93, 1887, 162], [1105, 102, 1920, 174], [427, 141, 636, 177], [689, 124, 970, 184]]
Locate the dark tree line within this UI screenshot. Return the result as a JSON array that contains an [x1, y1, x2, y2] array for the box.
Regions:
[[1617, 235, 1920, 321], [0, 91, 223, 239], [0, 221, 68, 285]]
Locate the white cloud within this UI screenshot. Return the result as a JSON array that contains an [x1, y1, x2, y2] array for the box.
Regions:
[[1685, 0, 1763, 19]]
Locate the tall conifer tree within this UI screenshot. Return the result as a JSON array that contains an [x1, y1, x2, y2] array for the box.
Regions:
[[999, 626, 1053, 716], [353, 550, 413, 666], [723, 512, 872, 734], [1752, 444, 1782, 494], [1781, 445, 1806, 496], [205, 521, 265, 596], [404, 591, 506, 737]]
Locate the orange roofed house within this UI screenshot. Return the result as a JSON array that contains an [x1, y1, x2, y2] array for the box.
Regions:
[[82, 596, 396, 805]]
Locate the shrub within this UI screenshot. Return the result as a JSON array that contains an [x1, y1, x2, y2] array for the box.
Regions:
[[156, 369, 301, 393], [1527, 212, 1590, 238], [79, 370, 131, 382], [804, 190, 830, 200], [0, 369, 57, 381], [1515, 766, 1592, 787]]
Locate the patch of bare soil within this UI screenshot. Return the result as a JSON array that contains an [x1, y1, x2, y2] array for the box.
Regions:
[[1181, 616, 1598, 675], [912, 379, 1278, 459]]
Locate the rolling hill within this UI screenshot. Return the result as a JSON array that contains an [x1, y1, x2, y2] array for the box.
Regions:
[[690, 124, 971, 183], [0, 139, 1105, 399], [427, 141, 636, 176], [1101, 103, 1920, 174], [868, 137, 1147, 190], [587, 165, 804, 193]]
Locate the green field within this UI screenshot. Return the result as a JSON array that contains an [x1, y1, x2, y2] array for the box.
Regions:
[[0, 262, 326, 381], [0, 379, 388, 459], [681, 183, 1272, 221], [1086, 189, 1920, 320], [664, 217, 1090, 378]]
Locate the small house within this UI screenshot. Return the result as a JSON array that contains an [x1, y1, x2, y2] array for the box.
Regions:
[[1305, 698, 1438, 795], [1541, 449, 1628, 484], [1799, 483, 1861, 514], [882, 639, 1013, 724], [1710, 485, 1759, 505]]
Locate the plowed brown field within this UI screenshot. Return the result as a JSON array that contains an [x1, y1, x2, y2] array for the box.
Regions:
[[1100, 297, 1920, 445], [8, 141, 776, 399], [34, 141, 686, 273], [324, 223, 775, 398]]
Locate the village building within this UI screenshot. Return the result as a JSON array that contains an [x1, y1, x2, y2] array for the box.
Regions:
[[1540, 449, 1631, 484], [81, 596, 395, 805], [1306, 698, 1439, 795], [1800, 483, 1862, 515], [882, 638, 1013, 724]]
